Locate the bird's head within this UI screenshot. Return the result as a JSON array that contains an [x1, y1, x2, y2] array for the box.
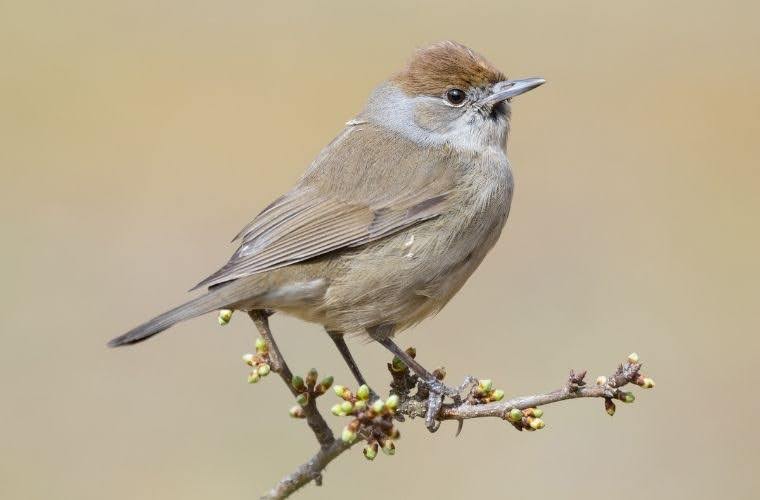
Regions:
[[362, 41, 544, 152]]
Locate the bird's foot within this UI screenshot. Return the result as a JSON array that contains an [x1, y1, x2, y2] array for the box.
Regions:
[[419, 375, 477, 432]]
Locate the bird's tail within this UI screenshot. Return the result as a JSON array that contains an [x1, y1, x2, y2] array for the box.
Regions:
[[108, 292, 226, 347]]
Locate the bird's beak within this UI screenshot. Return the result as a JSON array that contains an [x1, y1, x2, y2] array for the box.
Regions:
[[478, 77, 546, 106]]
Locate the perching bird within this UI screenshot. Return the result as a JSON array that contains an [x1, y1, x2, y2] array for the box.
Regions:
[[110, 41, 544, 430]]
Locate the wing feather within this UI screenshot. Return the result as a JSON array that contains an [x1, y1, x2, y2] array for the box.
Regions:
[[193, 123, 455, 290]]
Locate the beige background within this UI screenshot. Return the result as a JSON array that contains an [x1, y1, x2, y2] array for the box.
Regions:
[[2, 1, 759, 499]]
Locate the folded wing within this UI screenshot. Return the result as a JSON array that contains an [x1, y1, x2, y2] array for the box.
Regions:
[[193, 122, 455, 290]]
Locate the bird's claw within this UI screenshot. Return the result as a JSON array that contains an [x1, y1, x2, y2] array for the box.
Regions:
[[421, 376, 477, 432]]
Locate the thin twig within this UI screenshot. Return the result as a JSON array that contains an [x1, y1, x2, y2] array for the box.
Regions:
[[248, 311, 335, 447], [261, 354, 652, 499]]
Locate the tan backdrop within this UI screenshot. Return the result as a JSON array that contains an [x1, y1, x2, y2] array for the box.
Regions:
[[2, 1, 758, 499]]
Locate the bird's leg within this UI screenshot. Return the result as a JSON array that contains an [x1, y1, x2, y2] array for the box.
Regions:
[[326, 330, 377, 399], [373, 333, 476, 432]]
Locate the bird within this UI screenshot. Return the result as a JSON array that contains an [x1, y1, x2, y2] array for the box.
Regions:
[[109, 41, 544, 430]]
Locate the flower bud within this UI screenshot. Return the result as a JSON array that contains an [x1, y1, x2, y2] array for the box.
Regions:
[[295, 393, 309, 407], [331, 404, 345, 416], [621, 392, 635, 403], [642, 377, 655, 389], [292, 375, 306, 392], [385, 394, 400, 411], [478, 379, 493, 393], [357, 384, 371, 401], [257, 364, 271, 376], [319, 376, 334, 392], [305, 368, 318, 387], [596, 376, 607, 386], [532, 408, 543, 418], [627, 352, 639, 364], [247, 371, 260, 384], [242, 353, 255, 366], [289, 406, 305, 418], [390, 356, 406, 372], [507, 408, 523, 423], [529, 418, 545, 430], [353, 400, 367, 411], [340, 401, 354, 414], [363, 443, 378, 460], [255, 337, 267, 353], [217, 309, 233, 325], [382, 439, 396, 456], [341, 426, 357, 443], [372, 400, 386, 414], [604, 398, 616, 416]]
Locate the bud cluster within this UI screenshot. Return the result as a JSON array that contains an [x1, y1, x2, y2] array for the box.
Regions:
[[505, 407, 546, 431], [242, 337, 272, 384], [330, 384, 401, 460], [288, 368, 335, 418], [387, 347, 420, 398], [598, 352, 655, 417], [467, 379, 505, 404]]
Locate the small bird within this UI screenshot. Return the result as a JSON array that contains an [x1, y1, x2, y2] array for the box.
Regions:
[[110, 41, 544, 430]]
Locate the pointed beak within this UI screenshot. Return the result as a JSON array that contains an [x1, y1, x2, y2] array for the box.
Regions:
[[477, 77, 546, 106]]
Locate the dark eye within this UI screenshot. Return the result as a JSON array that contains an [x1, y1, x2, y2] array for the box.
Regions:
[[445, 88, 466, 105]]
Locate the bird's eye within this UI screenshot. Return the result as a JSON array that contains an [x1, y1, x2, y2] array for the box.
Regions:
[[445, 88, 466, 106]]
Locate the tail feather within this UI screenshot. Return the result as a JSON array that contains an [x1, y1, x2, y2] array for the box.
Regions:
[[108, 293, 224, 347]]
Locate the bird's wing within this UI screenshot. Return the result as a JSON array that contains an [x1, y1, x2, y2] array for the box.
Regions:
[[192, 122, 456, 290]]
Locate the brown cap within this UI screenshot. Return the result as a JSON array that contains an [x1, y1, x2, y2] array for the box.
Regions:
[[392, 41, 506, 97]]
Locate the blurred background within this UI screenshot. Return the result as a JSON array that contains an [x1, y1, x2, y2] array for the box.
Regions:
[[2, 1, 759, 499]]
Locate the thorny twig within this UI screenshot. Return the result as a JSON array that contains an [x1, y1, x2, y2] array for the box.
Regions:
[[241, 315, 655, 500]]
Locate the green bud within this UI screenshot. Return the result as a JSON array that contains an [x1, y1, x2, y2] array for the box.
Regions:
[[478, 379, 493, 393], [341, 426, 357, 443], [340, 401, 354, 414], [605, 398, 616, 416], [532, 408, 543, 418], [305, 368, 318, 387], [319, 376, 334, 391], [372, 400, 386, 414], [330, 404, 345, 416], [242, 353, 255, 366], [390, 356, 406, 372], [247, 371, 260, 384], [288, 406, 305, 418], [621, 392, 635, 403], [628, 352, 639, 364], [507, 408, 523, 423], [529, 418, 545, 430], [292, 375, 306, 392], [491, 389, 505, 401], [333, 385, 346, 397], [296, 393, 309, 407], [257, 364, 271, 376], [353, 400, 367, 411], [382, 439, 396, 456], [385, 394, 400, 411], [363, 443, 378, 460], [356, 384, 370, 401], [255, 337, 267, 353], [217, 309, 233, 325]]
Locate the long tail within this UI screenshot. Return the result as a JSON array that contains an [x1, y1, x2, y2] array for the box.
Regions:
[[108, 292, 227, 347]]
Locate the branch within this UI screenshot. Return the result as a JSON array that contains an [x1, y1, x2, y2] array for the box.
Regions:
[[256, 348, 654, 499], [248, 311, 334, 447]]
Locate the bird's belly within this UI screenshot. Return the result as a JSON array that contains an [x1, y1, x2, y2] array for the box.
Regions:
[[314, 199, 508, 334]]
